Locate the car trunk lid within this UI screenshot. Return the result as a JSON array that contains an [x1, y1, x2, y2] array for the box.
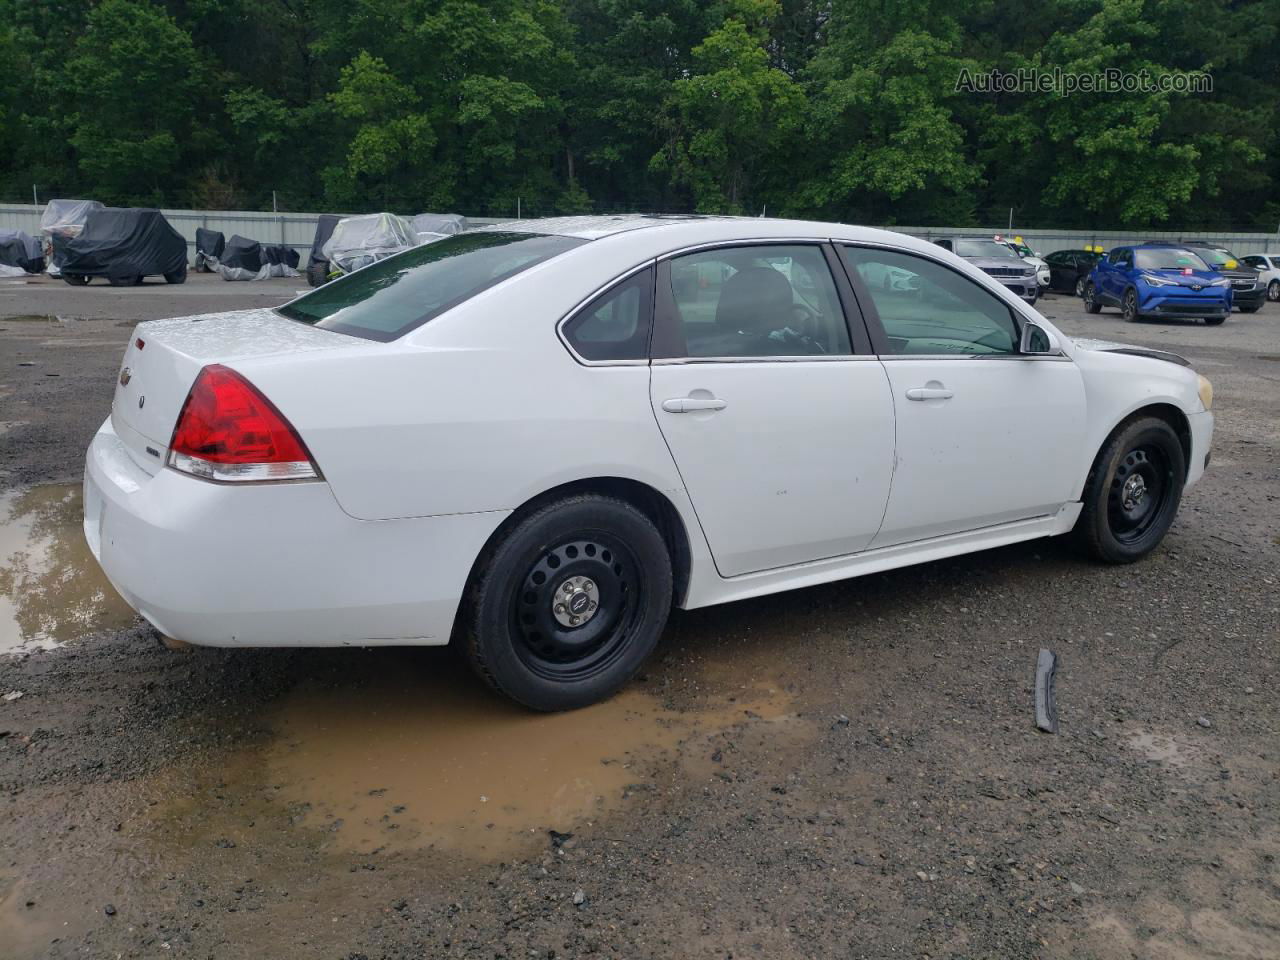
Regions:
[[111, 308, 355, 475]]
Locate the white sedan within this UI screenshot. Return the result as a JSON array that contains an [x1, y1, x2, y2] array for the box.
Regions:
[[84, 216, 1214, 710]]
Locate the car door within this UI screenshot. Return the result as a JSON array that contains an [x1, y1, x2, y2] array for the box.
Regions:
[[649, 241, 896, 577], [837, 244, 1086, 547], [1103, 248, 1134, 302]]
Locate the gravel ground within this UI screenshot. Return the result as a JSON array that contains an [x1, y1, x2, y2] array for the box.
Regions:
[[1, 271, 1277, 959]]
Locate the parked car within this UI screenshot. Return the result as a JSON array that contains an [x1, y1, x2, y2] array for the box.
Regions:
[[85, 216, 1214, 711], [993, 235, 1051, 290], [0, 229, 45, 275], [1044, 249, 1102, 295], [59, 208, 187, 286], [1239, 253, 1280, 303], [1083, 245, 1230, 324], [322, 212, 419, 276], [932, 236, 1039, 303], [1146, 241, 1265, 313]]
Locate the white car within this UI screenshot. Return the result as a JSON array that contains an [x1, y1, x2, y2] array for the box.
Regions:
[[994, 236, 1052, 290], [1240, 253, 1280, 302], [84, 216, 1214, 710]]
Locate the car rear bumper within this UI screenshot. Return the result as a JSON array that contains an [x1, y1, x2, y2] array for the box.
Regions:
[[84, 417, 506, 647]]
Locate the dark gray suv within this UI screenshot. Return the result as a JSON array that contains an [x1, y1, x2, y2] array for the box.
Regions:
[[934, 237, 1039, 304]]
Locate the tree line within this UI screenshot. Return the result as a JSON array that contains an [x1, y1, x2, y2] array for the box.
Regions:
[[1, 0, 1276, 229]]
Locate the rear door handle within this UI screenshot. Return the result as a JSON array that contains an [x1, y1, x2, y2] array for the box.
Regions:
[[905, 386, 954, 401], [662, 397, 727, 413]]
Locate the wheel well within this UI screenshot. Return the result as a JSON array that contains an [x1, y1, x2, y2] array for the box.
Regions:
[[464, 477, 693, 610], [1102, 403, 1192, 469]]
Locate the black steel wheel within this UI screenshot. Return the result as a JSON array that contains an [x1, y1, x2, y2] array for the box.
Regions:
[[1073, 416, 1186, 563], [462, 494, 672, 711], [1121, 287, 1139, 322], [1083, 281, 1101, 313]]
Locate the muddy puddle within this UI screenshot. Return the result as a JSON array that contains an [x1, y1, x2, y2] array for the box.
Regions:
[[152, 660, 798, 862], [0, 483, 137, 653]]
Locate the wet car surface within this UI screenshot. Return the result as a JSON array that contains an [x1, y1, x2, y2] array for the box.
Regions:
[[1, 272, 1277, 959]]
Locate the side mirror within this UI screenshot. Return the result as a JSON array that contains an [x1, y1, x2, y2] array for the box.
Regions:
[[1020, 320, 1061, 356]]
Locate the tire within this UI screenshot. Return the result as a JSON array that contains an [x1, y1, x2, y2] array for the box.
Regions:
[[306, 261, 328, 288], [1075, 276, 1086, 297], [108, 275, 140, 287], [1073, 416, 1186, 564], [461, 494, 673, 711], [1204, 316, 1226, 326], [62, 273, 89, 286], [164, 263, 187, 285], [1121, 287, 1140, 323], [1268, 279, 1279, 302], [1083, 281, 1102, 313]]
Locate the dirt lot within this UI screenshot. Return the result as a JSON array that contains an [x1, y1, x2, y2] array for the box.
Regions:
[[1, 271, 1277, 959]]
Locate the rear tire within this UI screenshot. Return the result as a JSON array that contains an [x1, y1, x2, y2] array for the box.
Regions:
[[461, 494, 673, 711], [1073, 416, 1186, 564], [164, 264, 187, 284], [1083, 281, 1102, 313], [62, 273, 89, 286]]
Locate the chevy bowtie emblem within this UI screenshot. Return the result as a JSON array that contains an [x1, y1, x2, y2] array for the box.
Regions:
[[119, 366, 132, 386]]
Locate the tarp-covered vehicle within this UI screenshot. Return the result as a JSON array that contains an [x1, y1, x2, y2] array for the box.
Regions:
[[0, 229, 45, 276], [322, 213, 419, 277], [410, 212, 469, 241], [59, 208, 188, 286], [40, 198, 105, 276], [305, 214, 342, 287], [215, 234, 301, 281], [194, 228, 225, 272]]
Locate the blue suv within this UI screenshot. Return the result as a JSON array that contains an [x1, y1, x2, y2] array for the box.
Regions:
[[1083, 245, 1231, 325]]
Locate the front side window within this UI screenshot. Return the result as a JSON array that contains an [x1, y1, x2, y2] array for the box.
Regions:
[[561, 267, 653, 362], [662, 244, 852, 358], [278, 231, 586, 341], [840, 246, 1020, 356]]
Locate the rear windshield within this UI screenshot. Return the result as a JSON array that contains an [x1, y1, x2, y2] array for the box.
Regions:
[[278, 231, 586, 341], [1135, 248, 1209, 271]]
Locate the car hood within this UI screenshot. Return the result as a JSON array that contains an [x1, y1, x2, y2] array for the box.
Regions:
[[1136, 268, 1227, 286], [1069, 337, 1190, 367]]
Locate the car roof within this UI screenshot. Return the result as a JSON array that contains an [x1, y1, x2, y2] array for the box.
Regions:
[[477, 214, 733, 241]]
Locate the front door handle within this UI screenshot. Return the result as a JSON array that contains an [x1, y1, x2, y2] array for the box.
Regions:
[[662, 397, 728, 413], [905, 385, 954, 401]]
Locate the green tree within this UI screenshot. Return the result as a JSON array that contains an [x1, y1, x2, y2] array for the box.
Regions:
[[652, 0, 805, 213]]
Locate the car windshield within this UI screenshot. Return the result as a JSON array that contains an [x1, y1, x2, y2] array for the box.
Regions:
[[1195, 247, 1237, 267], [1134, 248, 1210, 271], [954, 239, 1018, 259], [277, 231, 586, 341]]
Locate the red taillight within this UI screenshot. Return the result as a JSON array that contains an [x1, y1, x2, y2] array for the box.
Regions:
[[167, 364, 319, 482]]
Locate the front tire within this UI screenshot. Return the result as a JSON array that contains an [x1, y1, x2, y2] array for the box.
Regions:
[[1268, 279, 1279, 302], [1075, 276, 1086, 297], [164, 264, 187, 284], [462, 494, 673, 711], [1121, 287, 1140, 322], [1083, 281, 1102, 313], [1073, 416, 1186, 564]]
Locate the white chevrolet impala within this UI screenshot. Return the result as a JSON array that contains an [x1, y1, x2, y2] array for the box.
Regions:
[[84, 216, 1214, 710]]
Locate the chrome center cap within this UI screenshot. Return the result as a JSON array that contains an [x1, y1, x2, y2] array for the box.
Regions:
[[1122, 473, 1147, 510], [552, 576, 598, 628]]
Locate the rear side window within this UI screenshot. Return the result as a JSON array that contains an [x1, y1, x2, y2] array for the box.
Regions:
[[278, 232, 586, 341], [561, 267, 654, 362]]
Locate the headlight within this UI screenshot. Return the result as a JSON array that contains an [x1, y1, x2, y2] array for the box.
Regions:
[[1140, 273, 1174, 286], [1208, 277, 1229, 286], [1197, 374, 1213, 411]]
